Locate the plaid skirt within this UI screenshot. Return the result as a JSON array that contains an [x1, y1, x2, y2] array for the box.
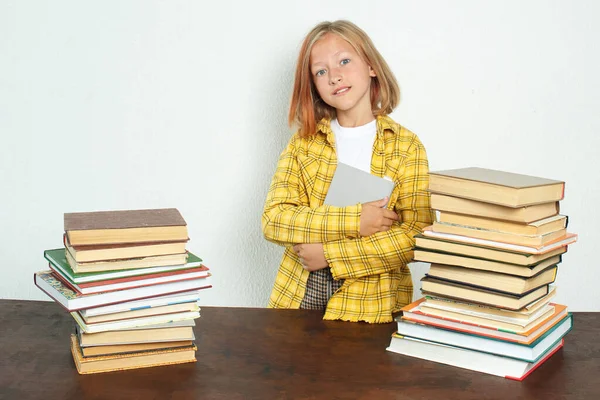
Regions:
[[300, 268, 344, 310]]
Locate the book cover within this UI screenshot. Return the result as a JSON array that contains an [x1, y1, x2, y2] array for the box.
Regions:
[[422, 226, 577, 254], [394, 313, 572, 362], [386, 333, 564, 380], [64, 208, 187, 231], [324, 162, 394, 207], [34, 270, 212, 311], [44, 248, 203, 283], [430, 167, 564, 189]]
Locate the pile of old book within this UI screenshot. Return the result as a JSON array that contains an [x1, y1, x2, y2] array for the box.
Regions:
[[387, 167, 578, 380], [34, 208, 212, 374]]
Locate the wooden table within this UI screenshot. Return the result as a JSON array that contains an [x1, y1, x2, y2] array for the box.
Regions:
[[1, 300, 598, 399]]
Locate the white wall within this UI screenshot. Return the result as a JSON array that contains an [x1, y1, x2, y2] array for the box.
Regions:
[[1, 1, 598, 310]]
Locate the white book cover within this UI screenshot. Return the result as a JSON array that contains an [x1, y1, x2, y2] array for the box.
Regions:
[[325, 162, 394, 207]]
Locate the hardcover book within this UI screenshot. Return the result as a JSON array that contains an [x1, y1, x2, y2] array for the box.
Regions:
[[429, 167, 564, 207], [64, 208, 188, 245]]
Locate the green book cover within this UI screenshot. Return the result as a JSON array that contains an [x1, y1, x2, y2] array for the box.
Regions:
[[44, 249, 203, 284]]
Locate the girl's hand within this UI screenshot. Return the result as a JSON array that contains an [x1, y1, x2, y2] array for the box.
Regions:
[[359, 197, 399, 237], [293, 243, 329, 272]]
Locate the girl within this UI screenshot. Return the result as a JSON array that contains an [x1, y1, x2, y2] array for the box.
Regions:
[[262, 20, 434, 323]]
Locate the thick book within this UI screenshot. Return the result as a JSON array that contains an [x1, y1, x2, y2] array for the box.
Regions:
[[78, 322, 196, 347], [414, 234, 567, 266], [414, 248, 562, 277], [34, 270, 212, 311], [324, 162, 394, 207], [70, 334, 197, 374], [402, 298, 568, 344], [45, 248, 203, 284], [426, 263, 558, 296], [431, 193, 559, 223], [420, 276, 549, 310], [395, 312, 572, 362], [432, 221, 567, 247], [422, 226, 577, 255], [64, 234, 188, 263], [429, 167, 565, 207], [386, 334, 564, 380], [81, 340, 194, 357], [64, 208, 188, 246], [438, 212, 568, 237]]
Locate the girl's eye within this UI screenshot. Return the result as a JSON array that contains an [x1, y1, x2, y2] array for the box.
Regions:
[[315, 69, 326, 77], [341, 59, 350, 66]]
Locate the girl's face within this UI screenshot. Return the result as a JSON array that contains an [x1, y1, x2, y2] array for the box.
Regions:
[[310, 33, 376, 123]]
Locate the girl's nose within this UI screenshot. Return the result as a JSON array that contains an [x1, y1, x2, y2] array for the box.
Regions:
[[329, 72, 342, 85]]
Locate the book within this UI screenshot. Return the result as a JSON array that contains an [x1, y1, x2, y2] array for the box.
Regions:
[[386, 334, 564, 380], [64, 234, 188, 263], [414, 248, 562, 277], [34, 270, 212, 311], [432, 221, 567, 247], [431, 193, 559, 223], [420, 276, 550, 310], [438, 212, 568, 237], [422, 226, 577, 255], [70, 334, 197, 374], [414, 234, 567, 266], [65, 250, 189, 273], [78, 322, 196, 347], [64, 208, 188, 246], [423, 289, 557, 321], [324, 162, 394, 207], [428, 167, 565, 207], [402, 298, 568, 344], [81, 301, 200, 324], [81, 340, 194, 357], [45, 248, 203, 284], [72, 309, 201, 333], [80, 290, 203, 318], [53, 265, 210, 295], [395, 313, 572, 362], [426, 263, 558, 296], [417, 303, 554, 332]]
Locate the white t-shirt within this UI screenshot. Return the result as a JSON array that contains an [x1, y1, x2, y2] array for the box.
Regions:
[[330, 118, 377, 173]]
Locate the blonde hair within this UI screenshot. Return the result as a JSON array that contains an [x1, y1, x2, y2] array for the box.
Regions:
[[289, 20, 400, 138]]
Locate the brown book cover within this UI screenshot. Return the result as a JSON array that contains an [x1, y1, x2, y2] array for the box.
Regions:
[[64, 208, 186, 231], [429, 167, 565, 207]]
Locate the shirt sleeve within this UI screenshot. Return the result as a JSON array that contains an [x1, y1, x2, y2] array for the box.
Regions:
[[324, 137, 433, 280], [262, 135, 361, 248]]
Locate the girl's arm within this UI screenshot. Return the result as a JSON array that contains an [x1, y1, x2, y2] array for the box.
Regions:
[[262, 135, 361, 247], [324, 141, 433, 280]]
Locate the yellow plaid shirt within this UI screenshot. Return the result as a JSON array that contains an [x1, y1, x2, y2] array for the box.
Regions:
[[262, 115, 433, 323]]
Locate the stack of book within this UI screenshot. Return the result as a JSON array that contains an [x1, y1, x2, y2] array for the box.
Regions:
[[34, 208, 212, 374], [387, 167, 578, 380]]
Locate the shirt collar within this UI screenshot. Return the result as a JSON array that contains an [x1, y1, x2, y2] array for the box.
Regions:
[[317, 115, 399, 146]]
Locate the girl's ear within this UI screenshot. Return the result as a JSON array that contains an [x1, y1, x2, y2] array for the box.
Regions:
[[369, 66, 377, 77]]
